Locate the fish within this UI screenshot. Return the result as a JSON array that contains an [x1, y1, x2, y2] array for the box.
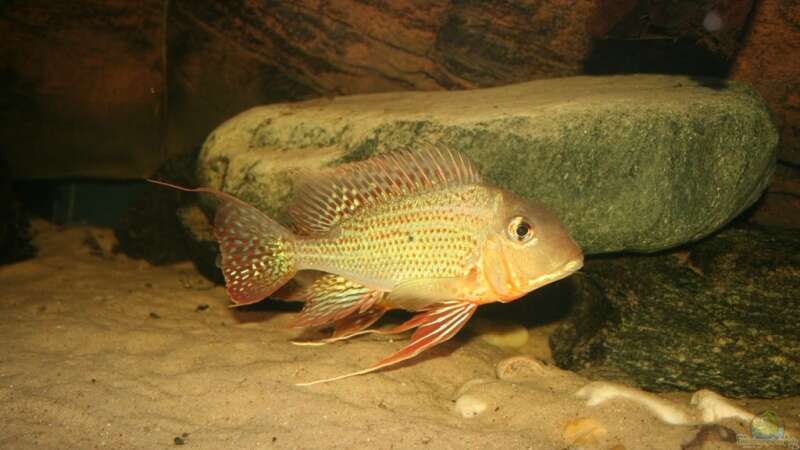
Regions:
[[149, 146, 583, 385]]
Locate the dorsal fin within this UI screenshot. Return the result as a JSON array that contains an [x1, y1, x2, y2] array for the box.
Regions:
[[290, 146, 482, 236]]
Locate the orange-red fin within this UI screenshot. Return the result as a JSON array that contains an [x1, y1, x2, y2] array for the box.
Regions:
[[373, 302, 477, 368], [289, 274, 385, 328], [296, 302, 477, 386], [290, 146, 482, 236], [332, 308, 387, 338], [291, 307, 388, 346], [147, 179, 296, 306]]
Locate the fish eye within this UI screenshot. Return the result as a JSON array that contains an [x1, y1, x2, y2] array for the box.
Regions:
[[507, 216, 535, 243]]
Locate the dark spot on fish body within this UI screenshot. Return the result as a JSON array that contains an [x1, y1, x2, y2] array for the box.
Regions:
[[407, 233, 414, 242]]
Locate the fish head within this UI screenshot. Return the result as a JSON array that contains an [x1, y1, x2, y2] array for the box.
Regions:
[[481, 189, 583, 302]]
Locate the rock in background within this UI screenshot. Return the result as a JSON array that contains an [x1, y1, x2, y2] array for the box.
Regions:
[[113, 151, 199, 266], [730, 0, 800, 165], [164, 0, 597, 175], [749, 164, 800, 230], [0, 1, 166, 179], [586, 0, 799, 165], [4, 0, 799, 177], [550, 226, 800, 399], [195, 74, 777, 255]]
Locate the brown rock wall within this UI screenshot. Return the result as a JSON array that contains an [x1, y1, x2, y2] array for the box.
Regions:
[[1, 0, 797, 178]]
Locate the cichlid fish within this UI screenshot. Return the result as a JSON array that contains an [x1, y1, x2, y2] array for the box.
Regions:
[[150, 147, 583, 385]]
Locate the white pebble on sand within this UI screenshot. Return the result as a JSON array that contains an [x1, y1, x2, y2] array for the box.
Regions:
[[454, 394, 487, 418], [495, 355, 550, 380], [471, 318, 529, 348], [703, 10, 723, 32]]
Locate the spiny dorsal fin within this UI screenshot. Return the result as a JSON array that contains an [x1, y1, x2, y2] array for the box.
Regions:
[[290, 146, 482, 236]]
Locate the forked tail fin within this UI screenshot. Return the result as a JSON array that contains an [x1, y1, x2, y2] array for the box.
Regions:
[[148, 179, 297, 306]]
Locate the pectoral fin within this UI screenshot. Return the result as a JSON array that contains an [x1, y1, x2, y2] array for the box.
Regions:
[[289, 274, 385, 329], [296, 301, 477, 386]]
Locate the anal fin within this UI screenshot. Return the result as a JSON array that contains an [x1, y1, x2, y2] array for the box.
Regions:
[[296, 301, 477, 386]]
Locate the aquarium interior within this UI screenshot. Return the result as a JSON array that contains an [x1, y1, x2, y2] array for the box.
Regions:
[[1, 1, 799, 449]]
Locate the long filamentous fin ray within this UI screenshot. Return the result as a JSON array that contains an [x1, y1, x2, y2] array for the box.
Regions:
[[290, 308, 387, 346], [289, 322, 397, 347], [147, 179, 296, 305], [296, 302, 477, 386]]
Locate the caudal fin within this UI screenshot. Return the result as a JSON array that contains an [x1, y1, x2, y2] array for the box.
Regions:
[[148, 179, 296, 305]]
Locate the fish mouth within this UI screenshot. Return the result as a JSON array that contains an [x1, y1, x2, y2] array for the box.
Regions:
[[524, 256, 584, 291]]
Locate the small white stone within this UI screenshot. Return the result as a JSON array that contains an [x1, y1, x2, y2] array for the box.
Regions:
[[471, 318, 529, 348], [703, 11, 723, 32], [495, 356, 549, 380], [454, 394, 487, 418], [563, 417, 608, 447]]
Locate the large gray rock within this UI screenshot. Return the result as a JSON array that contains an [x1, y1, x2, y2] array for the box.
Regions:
[[196, 75, 777, 254]]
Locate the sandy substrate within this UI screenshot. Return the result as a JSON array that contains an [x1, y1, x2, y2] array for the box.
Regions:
[[1, 222, 797, 449]]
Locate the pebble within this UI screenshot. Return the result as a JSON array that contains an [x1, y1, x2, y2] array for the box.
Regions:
[[471, 318, 529, 348], [495, 356, 550, 381], [453, 378, 492, 399], [562, 417, 608, 447], [454, 394, 487, 418]]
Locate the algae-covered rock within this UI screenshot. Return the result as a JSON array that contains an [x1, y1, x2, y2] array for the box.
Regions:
[[550, 226, 800, 398], [195, 74, 776, 254]]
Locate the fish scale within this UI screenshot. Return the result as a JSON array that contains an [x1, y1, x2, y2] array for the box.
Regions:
[[294, 185, 493, 287]]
